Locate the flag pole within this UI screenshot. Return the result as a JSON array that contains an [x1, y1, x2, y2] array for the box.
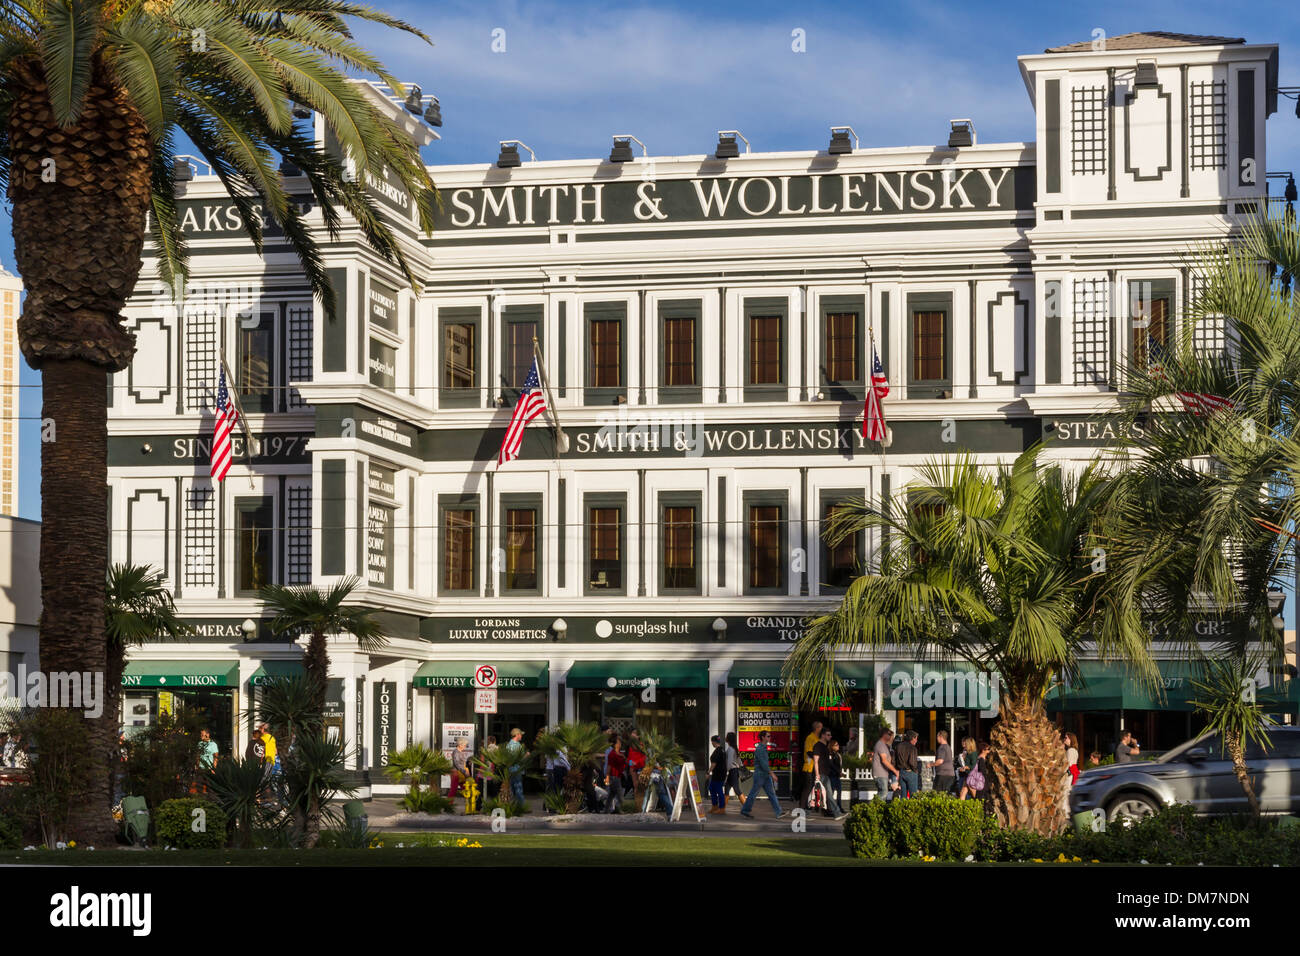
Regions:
[[532, 336, 569, 457], [216, 347, 257, 490], [869, 326, 887, 573]]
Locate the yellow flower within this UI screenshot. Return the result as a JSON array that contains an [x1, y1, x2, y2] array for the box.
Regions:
[[1072, 856, 1082, 863], [469, 842, 482, 848], [1032, 858, 1043, 863], [1056, 853, 1068, 862], [68, 841, 76, 849], [1091, 859, 1100, 863]]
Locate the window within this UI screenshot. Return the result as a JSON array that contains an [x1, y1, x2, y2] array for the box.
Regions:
[[1070, 85, 1107, 175], [501, 494, 541, 594], [1189, 80, 1227, 170], [585, 304, 626, 405], [441, 308, 479, 408], [238, 310, 275, 413], [660, 300, 702, 403], [235, 496, 274, 594], [749, 316, 782, 384], [584, 495, 625, 594], [821, 493, 864, 592], [660, 495, 701, 594], [826, 312, 859, 382], [743, 492, 787, 594], [501, 307, 542, 395], [1129, 279, 1174, 373], [907, 294, 952, 398], [1072, 277, 1111, 387], [440, 497, 477, 594]]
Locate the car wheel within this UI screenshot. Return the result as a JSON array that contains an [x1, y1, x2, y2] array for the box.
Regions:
[[1107, 793, 1159, 826]]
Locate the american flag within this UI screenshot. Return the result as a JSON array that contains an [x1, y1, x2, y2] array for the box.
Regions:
[[497, 360, 547, 466], [1147, 336, 1236, 417], [210, 364, 237, 482], [863, 343, 889, 443]]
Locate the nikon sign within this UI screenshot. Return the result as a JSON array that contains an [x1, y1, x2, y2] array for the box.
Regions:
[[885, 662, 1000, 717]]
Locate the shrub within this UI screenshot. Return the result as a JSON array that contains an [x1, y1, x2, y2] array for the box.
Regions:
[[400, 791, 453, 814], [0, 811, 22, 850], [155, 798, 228, 849], [485, 796, 527, 817], [843, 794, 985, 860], [842, 799, 890, 859]]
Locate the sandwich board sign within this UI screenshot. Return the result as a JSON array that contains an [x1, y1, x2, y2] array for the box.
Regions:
[[665, 761, 706, 822]]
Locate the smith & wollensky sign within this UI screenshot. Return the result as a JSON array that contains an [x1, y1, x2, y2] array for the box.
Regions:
[[435, 166, 1033, 230]]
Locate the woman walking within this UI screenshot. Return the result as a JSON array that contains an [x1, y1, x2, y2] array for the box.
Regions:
[[1063, 732, 1080, 786], [708, 735, 728, 814], [959, 741, 991, 802], [604, 735, 628, 813], [723, 731, 744, 811]]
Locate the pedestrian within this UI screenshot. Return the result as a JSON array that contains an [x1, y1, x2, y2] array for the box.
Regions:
[[740, 730, 784, 819], [649, 754, 675, 816], [844, 727, 860, 759], [812, 728, 844, 818], [504, 728, 527, 805], [723, 731, 744, 810], [895, 730, 920, 798], [708, 734, 728, 814], [1114, 731, 1140, 763], [258, 722, 279, 779], [482, 735, 499, 799], [828, 737, 844, 809], [956, 736, 977, 793], [933, 730, 955, 795], [197, 728, 218, 771], [245, 726, 266, 767], [799, 719, 824, 809], [1064, 732, 1080, 785], [960, 741, 991, 801], [626, 728, 646, 796], [545, 741, 570, 806], [450, 737, 472, 807], [871, 729, 900, 800], [604, 735, 628, 813], [1087, 751, 1101, 768]]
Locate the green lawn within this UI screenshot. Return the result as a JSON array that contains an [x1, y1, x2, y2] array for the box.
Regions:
[[2, 832, 872, 867]]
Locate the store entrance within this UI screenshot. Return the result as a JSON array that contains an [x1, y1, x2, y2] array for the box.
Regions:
[[120, 688, 235, 758], [576, 689, 708, 768], [895, 708, 989, 755]]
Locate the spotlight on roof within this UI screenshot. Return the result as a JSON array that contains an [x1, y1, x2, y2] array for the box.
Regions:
[[1134, 59, 1158, 89], [714, 129, 749, 160], [496, 140, 535, 168], [828, 126, 858, 155], [609, 135, 646, 163], [423, 96, 443, 127], [172, 158, 194, 182], [947, 118, 975, 149], [403, 85, 423, 114], [291, 102, 312, 120]]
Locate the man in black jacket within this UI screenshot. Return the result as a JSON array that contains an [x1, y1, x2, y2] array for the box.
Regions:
[[895, 730, 920, 798]]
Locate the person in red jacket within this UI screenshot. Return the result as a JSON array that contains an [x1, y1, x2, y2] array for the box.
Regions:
[[604, 735, 629, 813], [625, 728, 647, 796]]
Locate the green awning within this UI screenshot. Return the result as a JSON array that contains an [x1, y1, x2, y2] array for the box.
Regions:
[[249, 660, 304, 687], [122, 660, 239, 689], [1048, 661, 1200, 713], [727, 661, 874, 690], [414, 661, 549, 689], [566, 661, 708, 689]]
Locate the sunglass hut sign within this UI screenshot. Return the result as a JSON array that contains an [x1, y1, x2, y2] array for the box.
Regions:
[[439, 167, 1027, 230]]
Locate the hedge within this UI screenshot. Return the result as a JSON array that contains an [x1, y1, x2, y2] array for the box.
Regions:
[[843, 792, 985, 860], [155, 798, 229, 849]]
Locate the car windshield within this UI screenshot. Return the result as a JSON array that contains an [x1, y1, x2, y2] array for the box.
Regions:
[[1157, 731, 1218, 764]]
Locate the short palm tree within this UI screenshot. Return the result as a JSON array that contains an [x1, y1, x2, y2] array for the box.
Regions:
[[260, 576, 386, 712], [788, 449, 1153, 836], [634, 727, 683, 799], [281, 730, 354, 848], [534, 721, 608, 812], [1190, 653, 1276, 816], [257, 674, 323, 755], [105, 562, 193, 796], [1, 0, 436, 843], [383, 742, 452, 806]]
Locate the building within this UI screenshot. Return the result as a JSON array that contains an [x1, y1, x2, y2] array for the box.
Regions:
[[0, 266, 20, 516], [107, 33, 1289, 792], [0, 515, 40, 721]]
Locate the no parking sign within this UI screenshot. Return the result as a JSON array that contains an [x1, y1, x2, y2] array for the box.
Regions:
[[474, 664, 497, 689]]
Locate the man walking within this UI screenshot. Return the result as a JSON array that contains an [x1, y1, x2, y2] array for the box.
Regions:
[[896, 730, 920, 798], [812, 728, 845, 818], [450, 737, 472, 807], [740, 730, 784, 819], [871, 729, 900, 800], [933, 730, 955, 795], [258, 723, 279, 780], [799, 719, 824, 809], [504, 728, 528, 805]]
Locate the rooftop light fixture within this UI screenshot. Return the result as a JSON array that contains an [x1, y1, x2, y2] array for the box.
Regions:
[[609, 135, 646, 163], [947, 119, 975, 148], [828, 126, 858, 155], [423, 96, 443, 127], [1134, 59, 1158, 89], [496, 140, 535, 168], [403, 84, 423, 114], [714, 130, 749, 159]]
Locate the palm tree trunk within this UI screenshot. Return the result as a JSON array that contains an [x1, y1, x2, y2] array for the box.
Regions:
[[988, 691, 1071, 836], [303, 627, 329, 712], [1225, 730, 1261, 816], [39, 360, 118, 845]]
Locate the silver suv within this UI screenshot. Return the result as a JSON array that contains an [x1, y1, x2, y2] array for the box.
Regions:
[[1068, 726, 1300, 823]]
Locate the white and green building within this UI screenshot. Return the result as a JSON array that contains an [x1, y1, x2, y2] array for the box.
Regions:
[[105, 32, 1291, 792]]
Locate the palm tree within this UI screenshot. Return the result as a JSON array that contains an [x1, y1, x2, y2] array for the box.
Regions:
[[1, 1, 437, 843], [280, 730, 353, 848], [787, 449, 1155, 836], [1190, 653, 1276, 816], [261, 576, 386, 712], [534, 721, 607, 813], [383, 742, 452, 807], [1099, 211, 1299, 807], [105, 561, 192, 738], [257, 674, 322, 755], [634, 727, 683, 801]]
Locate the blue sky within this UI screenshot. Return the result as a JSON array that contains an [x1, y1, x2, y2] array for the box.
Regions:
[[4, 0, 1300, 612]]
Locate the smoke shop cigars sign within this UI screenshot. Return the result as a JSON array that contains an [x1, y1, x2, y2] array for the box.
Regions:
[[438, 167, 1029, 230], [885, 662, 1000, 717], [424, 615, 814, 643]]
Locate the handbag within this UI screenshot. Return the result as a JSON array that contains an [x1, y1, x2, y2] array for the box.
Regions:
[[966, 768, 986, 792], [807, 779, 826, 809]]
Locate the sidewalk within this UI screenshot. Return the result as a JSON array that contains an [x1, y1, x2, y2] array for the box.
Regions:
[[361, 795, 851, 836]]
